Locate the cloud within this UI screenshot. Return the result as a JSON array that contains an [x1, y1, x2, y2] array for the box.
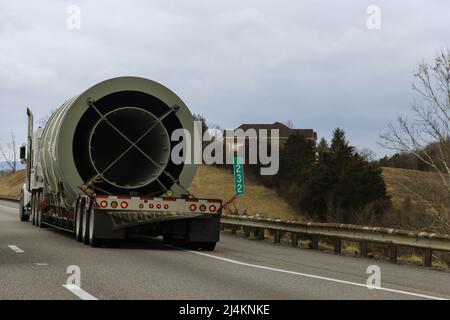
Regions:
[[0, 0, 450, 157]]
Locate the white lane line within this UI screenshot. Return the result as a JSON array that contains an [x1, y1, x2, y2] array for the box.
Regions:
[[189, 251, 447, 300], [63, 284, 98, 300], [8, 245, 24, 253]]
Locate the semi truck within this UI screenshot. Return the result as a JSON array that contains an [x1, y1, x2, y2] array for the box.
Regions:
[[18, 76, 221, 250]]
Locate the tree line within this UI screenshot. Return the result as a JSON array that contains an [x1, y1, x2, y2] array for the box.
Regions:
[[249, 128, 390, 223]]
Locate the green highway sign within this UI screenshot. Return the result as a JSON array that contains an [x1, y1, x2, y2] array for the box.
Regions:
[[233, 156, 245, 196]]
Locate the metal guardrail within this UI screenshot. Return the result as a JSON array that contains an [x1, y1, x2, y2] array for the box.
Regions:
[[2, 195, 449, 267], [0, 196, 19, 202], [220, 214, 450, 268]]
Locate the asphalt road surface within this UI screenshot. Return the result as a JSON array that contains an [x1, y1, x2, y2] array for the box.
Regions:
[[1, 200, 449, 300]]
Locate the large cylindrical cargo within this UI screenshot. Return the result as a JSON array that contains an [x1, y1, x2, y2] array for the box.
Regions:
[[40, 77, 197, 209]]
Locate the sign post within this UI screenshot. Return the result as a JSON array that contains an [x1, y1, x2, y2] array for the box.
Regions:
[[233, 156, 245, 214], [233, 156, 245, 196], [233, 157, 245, 196]]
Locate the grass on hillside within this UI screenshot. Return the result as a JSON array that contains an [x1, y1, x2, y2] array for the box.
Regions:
[[189, 165, 302, 221], [382, 167, 443, 208], [0, 170, 25, 198]]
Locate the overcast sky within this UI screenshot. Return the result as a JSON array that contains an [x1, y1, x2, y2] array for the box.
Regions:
[[1, 0, 449, 157]]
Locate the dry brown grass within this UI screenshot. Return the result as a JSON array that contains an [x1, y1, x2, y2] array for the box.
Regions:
[[381, 167, 450, 233], [189, 165, 302, 221], [382, 167, 443, 208], [0, 170, 25, 198]]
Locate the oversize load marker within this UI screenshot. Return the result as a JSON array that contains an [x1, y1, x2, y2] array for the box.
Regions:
[[233, 157, 245, 196]]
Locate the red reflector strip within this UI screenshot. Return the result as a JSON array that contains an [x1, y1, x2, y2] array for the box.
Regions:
[[118, 195, 131, 199], [163, 198, 177, 201], [96, 194, 108, 199]]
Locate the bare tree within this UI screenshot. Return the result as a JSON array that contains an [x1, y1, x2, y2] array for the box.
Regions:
[[380, 49, 450, 231], [0, 132, 17, 173], [359, 148, 376, 162]]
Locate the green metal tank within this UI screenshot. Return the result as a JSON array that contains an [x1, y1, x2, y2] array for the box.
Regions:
[[39, 76, 197, 209]]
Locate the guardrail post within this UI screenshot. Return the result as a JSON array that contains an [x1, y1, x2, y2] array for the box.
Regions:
[[359, 241, 368, 258], [230, 226, 237, 235], [273, 230, 281, 243], [256, 228, 265, 240], [310, 235, 319, 249], [243, 227, 251, 238], [291, 233, 299, 247], [333, 238, 341, 254], [423, 248, 432, 267], [389, 245, 397, 263]]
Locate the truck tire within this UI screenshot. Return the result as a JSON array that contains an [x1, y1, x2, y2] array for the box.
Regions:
[[200, 242, 216, 251], [81, 202, 90, 245], [89, 206, 101, 248], [163, 235, 174, 245], [186, 241, 216, 251], [75, 199, 84, 242], [37, 191, 47, 228], [19, 191, 30, 222], [31, 193, 36, 226]]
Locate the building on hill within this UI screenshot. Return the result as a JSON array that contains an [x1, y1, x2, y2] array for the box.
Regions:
[[222, 122, 317, 164], [235, 122, 317, 144]]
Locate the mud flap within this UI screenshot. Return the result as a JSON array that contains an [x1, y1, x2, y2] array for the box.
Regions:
[[186, 215, 221, 243], [91, 209, 126, 240]]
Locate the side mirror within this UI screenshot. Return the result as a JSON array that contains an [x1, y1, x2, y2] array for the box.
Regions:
[[20, 145, 26, 162]]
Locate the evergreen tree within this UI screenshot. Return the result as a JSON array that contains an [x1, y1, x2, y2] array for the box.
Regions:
[[299, 128, 390, 222]]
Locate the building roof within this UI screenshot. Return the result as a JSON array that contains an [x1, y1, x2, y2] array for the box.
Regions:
[[236, 122, 317, 140]]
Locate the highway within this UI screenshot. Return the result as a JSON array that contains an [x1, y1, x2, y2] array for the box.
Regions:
[[1, 200, 449, 300]]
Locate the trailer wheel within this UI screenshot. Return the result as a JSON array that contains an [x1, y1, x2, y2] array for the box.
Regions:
[[75, 198, 84, 242], [31, 192, 36, 226], [200, 242, 216, 251], [186, 241, 216, 251], [89, 206, 101, 247], [37, 191, 47, 228], [19, 191, 30, 222], [81, 202, 90, 244], [163, 235, 174, 245]]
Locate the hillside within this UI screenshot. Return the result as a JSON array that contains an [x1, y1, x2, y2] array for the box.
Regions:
[[0, 170, 25, 198], [189, 165, 301, 220], [382, 167, 443, 207]]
